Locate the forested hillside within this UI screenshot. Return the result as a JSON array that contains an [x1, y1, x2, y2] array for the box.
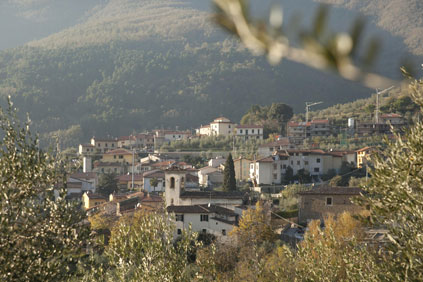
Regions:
[[0, 0, 421, 146]]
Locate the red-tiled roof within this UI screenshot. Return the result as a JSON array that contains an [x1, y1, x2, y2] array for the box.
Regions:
[[298, 186, 362, 196], [117, 174, 144, 182], [70, 172, 97, 179], [167, 204, 237, 216], [256, 157, 274, 163]]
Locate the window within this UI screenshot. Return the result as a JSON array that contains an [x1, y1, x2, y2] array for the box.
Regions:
[[229, 125, 231, 128], [326, 197, 333, 206], [246, 130, 249, 135], [273, 164, 277, 170], [176, 214, 184, 222], [240, 129, 243, 134], [114, 168, 117, 173], [273, 173, 277, 180], [170, 177, 175, 189], [297, 161, 300, 165], [222, 229, 226, 236], [113, 155, 116, 159], [177, 229, 182, 235], [314, 167, 320, 172], [291, 161, 293, 165], [200, 214, 209, 222], [283, 164, 287, 169], [317, 158, 321, 163], [181, 177, 185, 188], [119, 155, 123, 159], [105, 143, 108, 147], [252, 129, 255, 133], [304, 161, 309, 165], [202, 229, 207, 233], [112, 143, 114, 147]]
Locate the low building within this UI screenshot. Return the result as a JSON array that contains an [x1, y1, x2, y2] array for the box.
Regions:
[[235, 125, 263, 140], [196, 125, 211, 136], [78, 143, 95, 155], [250, 150, 344, 185], [198, 166, 223, 187], [208, 157, 226, 168], [287, 120, 333, 144], [297, 186, 363, 225], [117, 174, 144, 190], [233, 157, 252, 181], [102, 148, 134, 164], [82, 192, 107, 209], [167, 204, 238, 243], [143, 169, 165, 193], [69, 172, 98, 190], [93, 161, 126, 174], [91, 137, 118, 153]]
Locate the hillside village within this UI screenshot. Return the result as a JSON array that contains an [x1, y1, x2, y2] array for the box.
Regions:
[[69, 107, 410, 244]]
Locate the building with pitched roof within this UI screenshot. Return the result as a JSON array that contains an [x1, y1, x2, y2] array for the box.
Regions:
[[235, 124, 264, 140], [297, 185, 363, 225]]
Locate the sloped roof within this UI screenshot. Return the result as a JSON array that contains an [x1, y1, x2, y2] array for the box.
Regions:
[[180, 191, 245, 199], [70, 172, 97, 180], [298, 186, 362, 196], [143, 169, 165, 178], [167, 204, 237, 216]]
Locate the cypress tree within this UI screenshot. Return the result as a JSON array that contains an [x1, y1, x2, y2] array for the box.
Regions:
[[223, 153, 236, 191]]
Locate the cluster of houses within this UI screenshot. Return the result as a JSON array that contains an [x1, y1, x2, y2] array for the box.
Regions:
[[68, 114, 393, 244]]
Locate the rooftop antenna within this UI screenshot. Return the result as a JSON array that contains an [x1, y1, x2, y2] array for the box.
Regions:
[[305, 101, 323, 123], [375, 86, 394, 124]]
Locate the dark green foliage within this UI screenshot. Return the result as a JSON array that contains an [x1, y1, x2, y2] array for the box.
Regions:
[[282, 166, 294, 184], [294, 169, 312, 184], [355, 76, 423, 280], [223, 153, 236, 191], [181, 155, 205, 168], [98, 173, 118, 196], [0, 99, 91, 281], [240, 103, 293, 137], [267, 103, 294, 136]]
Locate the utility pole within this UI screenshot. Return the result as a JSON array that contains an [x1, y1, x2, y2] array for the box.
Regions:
[[375, 86, 394, 124], [131, 148, 135, 190], [305, 101, 323, 123]]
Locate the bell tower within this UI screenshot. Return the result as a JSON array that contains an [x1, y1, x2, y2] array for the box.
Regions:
[[164, 167, 187, 207]]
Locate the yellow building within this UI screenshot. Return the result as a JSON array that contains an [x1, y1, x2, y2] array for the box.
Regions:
[[210, 117, 236, 136], [102, 148, 134, 164], [82, 192, 107, 209], [234, 157, 252, 181]]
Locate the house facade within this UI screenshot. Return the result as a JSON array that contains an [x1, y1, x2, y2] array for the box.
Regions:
[[235, 125, 264, 140], [297, 186, 363, 225], [234, 157, 252, 181], [210, 117, 236, 136], [90, 137, 118, 153]]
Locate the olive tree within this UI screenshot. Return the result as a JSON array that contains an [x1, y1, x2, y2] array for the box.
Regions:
[[0, 99, 91, 281]]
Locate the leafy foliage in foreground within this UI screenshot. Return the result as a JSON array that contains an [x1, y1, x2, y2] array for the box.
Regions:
[[357, 76, 423, 281], [0, 99, 91, 281]]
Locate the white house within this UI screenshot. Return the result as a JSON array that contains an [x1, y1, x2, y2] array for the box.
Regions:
[[164, 167, 245, 243], [167, 204, 238, 244], [235, 124, 264, 140], [250, 150, 344, 185], [198, 166, 223, 187]]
